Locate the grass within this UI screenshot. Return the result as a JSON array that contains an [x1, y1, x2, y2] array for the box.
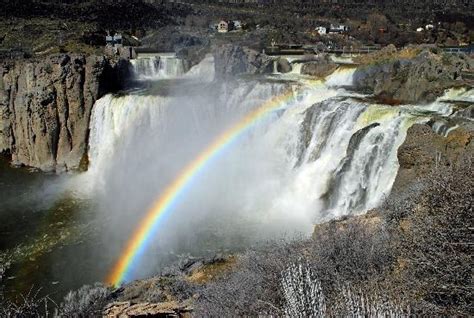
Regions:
[[186, 256, 237, 284], [354, 46, 422, 65]]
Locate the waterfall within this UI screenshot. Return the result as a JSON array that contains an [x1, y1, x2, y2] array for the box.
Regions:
[[291, 62, 303, 75], [131, 55, 185, 80], [87, 72, 405, 224], [325, 66, 356, 87], [183, 55, 215, 81], [85, 62, 463, 279], [273, 60, 279, 74]]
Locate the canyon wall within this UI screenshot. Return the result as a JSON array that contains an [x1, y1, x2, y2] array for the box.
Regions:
[[0, 54, 131, 172]]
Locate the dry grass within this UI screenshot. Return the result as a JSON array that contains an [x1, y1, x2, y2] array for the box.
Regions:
[[354, 46, 422, 65], [186, 256, 237, 284]]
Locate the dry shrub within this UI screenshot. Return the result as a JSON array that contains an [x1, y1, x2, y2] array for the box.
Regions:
[[390, 161, 473, 316]]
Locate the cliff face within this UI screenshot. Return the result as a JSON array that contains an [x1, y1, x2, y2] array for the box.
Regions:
[[353, 50, 473, 104], [213, 45, 272, 79], [392, 123, 473, 193], [0, 54, 130, 172]]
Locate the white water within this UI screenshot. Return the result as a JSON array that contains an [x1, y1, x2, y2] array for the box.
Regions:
[[85, 59, 466, 280], [183, 55, 215, 81], [131, 55, 185, 80]]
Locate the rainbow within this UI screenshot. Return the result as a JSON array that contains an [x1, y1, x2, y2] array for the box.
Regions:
[[106, 88, 302, 287]]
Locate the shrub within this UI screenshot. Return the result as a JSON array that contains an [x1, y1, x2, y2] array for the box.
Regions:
[[56, 283, 110, 317], [391, 163, 473, 315], [1, 287, 54, 318]]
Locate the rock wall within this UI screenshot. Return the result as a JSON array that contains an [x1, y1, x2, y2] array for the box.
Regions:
[[213, 44, 272, 79], [392, 123, 473, 193], [353, 50, 473, 104], [0, 54, 131, 172]]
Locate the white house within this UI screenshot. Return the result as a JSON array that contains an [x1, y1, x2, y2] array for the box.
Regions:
[[329, 24, 349, 34], [105, 33, 122, 48], [218, 20, 229, 33], [416, 27, 424, 32], [316, 26, 327, 35], [425, 24, 435, 30], [233, 20, 243, 30]]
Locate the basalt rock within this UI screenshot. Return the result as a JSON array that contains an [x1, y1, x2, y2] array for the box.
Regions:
[[392, 123, 473, 193], [213, 44, 272, 79], [353, 50, 473, 104], [277, 58, 292, 73], [103, 301, 193, 318], [0, 54, 131, 172], [301, 54, 338, 78]]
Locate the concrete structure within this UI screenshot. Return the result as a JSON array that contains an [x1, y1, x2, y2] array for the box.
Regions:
[[133, 48, 176, 59]]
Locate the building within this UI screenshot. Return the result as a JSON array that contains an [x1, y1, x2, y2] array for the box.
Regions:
[[105, 33, 124, 55], [425, 24, 435, 30], [106, 33, 123, 48], [218, 20, 229, 33], [233, 20, 243, 30], [416, 27, 424, 32], [329, 24, 349, 34], [315, 26, 327, 35]]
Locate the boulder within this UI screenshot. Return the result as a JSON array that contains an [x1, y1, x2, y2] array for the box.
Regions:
[[301, 54, 337, 78], [277, 58, 292, 73]]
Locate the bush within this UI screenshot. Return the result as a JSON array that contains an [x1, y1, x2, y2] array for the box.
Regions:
[[389, 163, 473, 316], [1, 287, 54, 318], [56, 283, 110, 317], [195, 228, 402, 316]]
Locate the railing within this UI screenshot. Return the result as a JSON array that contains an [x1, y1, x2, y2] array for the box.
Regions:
[[264, 45, 381, 56], [441, 46, 474, 55]]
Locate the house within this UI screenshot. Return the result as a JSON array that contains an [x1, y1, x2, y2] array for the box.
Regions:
[[233, 20, 243, 30], [105, 33, 123, 48], [329, 24, 349, 34], [218, 20, 229, 33], [113, 34, 123, 48], [315, 26, 327, 35], [106, 35, 114, 46], [416, 27, 424, 32], [425, 24, 435, 30]]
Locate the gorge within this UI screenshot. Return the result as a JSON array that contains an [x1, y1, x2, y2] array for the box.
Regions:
[[0, 46, 473, 315]]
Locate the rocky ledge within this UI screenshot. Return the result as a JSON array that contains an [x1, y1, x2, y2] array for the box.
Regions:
[[353, 45, 473, 104], [0, 54, 131, 172]]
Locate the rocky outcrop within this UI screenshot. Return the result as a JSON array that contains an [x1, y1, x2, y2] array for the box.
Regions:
[[103, 255, 235, 317], [301, 54, 338, 78], [353, 50, 473, 104], [213, 45, 272, 79], [392, 123, 473, 193], [0, 54, 131, 172], [104, 301, 193, 317], [276, 58, 292, 73]]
